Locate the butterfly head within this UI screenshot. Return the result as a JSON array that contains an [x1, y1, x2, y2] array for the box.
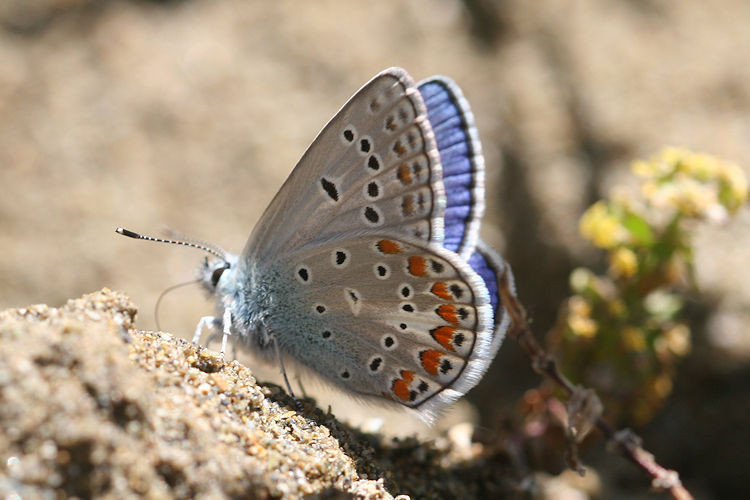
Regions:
[[198, 254, 237, 297]]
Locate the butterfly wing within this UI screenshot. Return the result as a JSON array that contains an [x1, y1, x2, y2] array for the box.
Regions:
[[418, 76, 485, 261], [242, 68, 446, 264], [468, 240, 514, 353], [259, 235, 495, 422]]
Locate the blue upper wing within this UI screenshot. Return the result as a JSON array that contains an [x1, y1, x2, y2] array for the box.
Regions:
[[418, 77, 485, 260]]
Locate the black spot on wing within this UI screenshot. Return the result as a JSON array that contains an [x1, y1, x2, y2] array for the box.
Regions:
[[321, 178, 338, 201]]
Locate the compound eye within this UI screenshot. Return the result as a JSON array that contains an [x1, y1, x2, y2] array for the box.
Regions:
[[210, 264, 229, 287]]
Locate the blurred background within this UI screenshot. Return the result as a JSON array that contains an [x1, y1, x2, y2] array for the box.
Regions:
[[1, 0, 749, 497]]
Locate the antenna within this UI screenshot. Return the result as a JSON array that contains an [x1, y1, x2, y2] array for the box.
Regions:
[[115, 227, 227, 261], [154, 279, 200, 331], [163, 228, 227, 258]]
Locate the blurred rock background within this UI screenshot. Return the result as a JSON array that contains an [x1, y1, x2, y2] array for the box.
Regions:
[[1, 0, 748, 497]]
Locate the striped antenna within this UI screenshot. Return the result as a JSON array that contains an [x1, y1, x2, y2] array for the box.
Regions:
[[115, 227, 227, 261]]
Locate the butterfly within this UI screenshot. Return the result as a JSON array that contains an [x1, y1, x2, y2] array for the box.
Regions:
[[118, 67, 513, 423]]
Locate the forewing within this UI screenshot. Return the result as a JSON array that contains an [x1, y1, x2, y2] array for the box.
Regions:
[[243, 68, 446, 263]]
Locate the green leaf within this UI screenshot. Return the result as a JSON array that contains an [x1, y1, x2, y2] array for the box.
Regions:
[[622, 211, 655, 246]]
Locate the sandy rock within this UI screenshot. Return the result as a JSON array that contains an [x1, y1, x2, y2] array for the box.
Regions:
[[0, 289, 391, 499]]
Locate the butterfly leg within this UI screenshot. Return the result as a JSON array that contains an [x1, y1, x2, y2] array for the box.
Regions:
[[219, 307, 232, 358], [294, 374, 309, 399], [272, 335, 302, 411], [193, 315, 221, 344], [192, 309, 233, 358]]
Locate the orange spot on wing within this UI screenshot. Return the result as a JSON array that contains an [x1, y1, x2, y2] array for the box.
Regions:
[[431, 282, 452, 300], [436, 304, 459, 325], [408, 256, 427, 277], [401, 195, 415, 216], [397, 163, 412, 185], [420, 350, 443, 376], [392, 380, 409, 401], [391, 370, 416, 402], [377, 239, 401, 254], [430, 326, 457, 352]]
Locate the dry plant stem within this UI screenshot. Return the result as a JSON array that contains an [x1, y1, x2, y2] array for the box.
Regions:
[[497, 269, 694, 500]]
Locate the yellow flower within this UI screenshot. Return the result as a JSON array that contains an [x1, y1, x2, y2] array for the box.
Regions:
[[637, 148, 748, 217], [569, 295, 592, 318], [588, 148, 743, 254], [672, 176, 718, 218], [664, 324, 691, 357], [580, 201, 624, 249], [633, 148, 679, 178], [660, 147, 683, 167], [640, 180, 658, 201], [622, 326, 647, 352], [717, 160, 749, 211], [609, 247, 638, 278], [677, 150, 715, 179], [569, 316, 598, 339], [569, 268, 595, 294], [651, 374, 673, 399], [632, 159, 657, 178], [567, 296, 597, 339]]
